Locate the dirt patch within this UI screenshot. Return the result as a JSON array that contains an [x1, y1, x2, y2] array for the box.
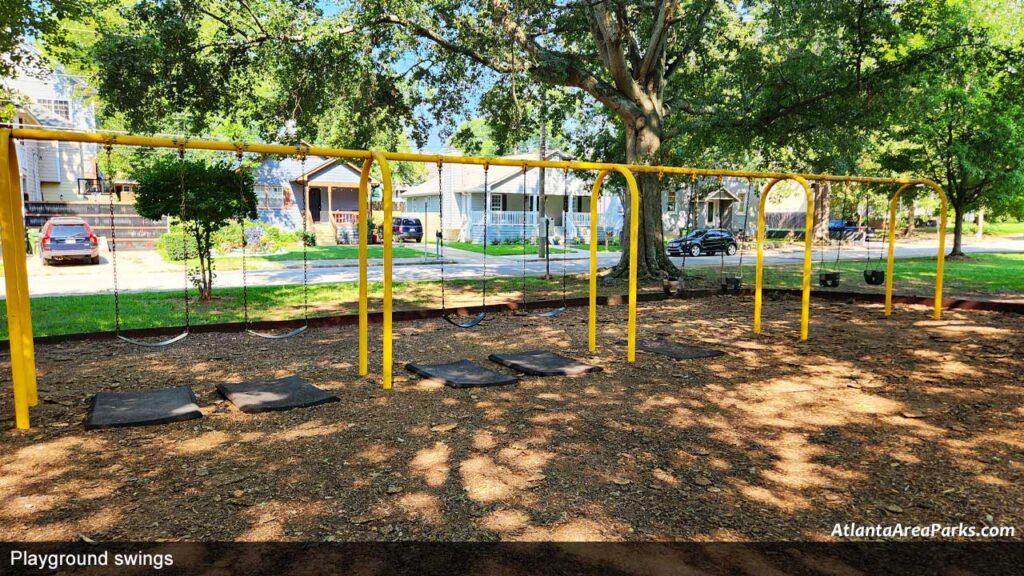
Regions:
[[1, 296, 1022, 542]]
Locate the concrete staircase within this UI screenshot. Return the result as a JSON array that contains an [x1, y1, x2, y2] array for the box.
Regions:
[[24, 201, 168, 250], [313, 221, 337, 246]]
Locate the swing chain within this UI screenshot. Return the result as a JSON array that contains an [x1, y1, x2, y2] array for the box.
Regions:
[[437, 160, 446, 314], [104, 144, 121, 334]]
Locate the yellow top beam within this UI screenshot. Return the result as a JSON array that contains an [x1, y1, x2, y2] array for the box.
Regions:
[[8, 127, 927, 187]]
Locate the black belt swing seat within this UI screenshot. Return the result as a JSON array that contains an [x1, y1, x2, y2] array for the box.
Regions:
[[437, 160, 488, 328], [105, 145, 191, 348]]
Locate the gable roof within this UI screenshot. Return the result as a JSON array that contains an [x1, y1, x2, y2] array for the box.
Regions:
[[402, 150, 573, 198]]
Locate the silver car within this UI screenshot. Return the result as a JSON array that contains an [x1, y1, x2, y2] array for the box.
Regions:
[[40, 217, 100, 265]]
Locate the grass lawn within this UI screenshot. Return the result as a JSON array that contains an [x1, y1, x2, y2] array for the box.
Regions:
[[917, 220, 1024, 237], [4, 275, 615, 339], [171, 244, 437, 271], [438, 241, 571, 256], [5, 252, 1021, 339], [684, 252, 1024, 296]]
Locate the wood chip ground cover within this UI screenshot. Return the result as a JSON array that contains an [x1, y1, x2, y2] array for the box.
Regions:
[[1, 296, 1021, 542]]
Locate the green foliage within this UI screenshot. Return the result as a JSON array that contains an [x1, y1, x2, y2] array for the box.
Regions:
[[210, 220, 300, 255], [0, 1, 92, 98], [156, 229, 197, 262], [133, 154, 257, 298]]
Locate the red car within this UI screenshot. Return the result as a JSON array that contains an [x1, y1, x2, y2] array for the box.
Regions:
[[40, 217, 100, 265]]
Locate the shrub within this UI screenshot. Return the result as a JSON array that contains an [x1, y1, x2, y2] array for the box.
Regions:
[[157, 229, 199, 261], [211, 220, 301, 255]]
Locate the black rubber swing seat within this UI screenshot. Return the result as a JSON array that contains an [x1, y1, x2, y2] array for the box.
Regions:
[[215, 375, 339, 413], [443, 311, 486, 329], [864, 270, 886, 285], [406, 360, 519, 388], [634, 338, 725, 361], [86, 386, 202, 430], [819, 272, 841, 288], [487, 350, 602, 377]]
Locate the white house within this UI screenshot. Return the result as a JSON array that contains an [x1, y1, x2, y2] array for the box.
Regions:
[[402, 150, 624, 244], [2, 45, 99, 201]]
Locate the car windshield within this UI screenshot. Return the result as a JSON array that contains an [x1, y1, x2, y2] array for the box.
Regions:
[[685, 230, 706, 239], [50, 224, 89, 238], [403, 219, 420, 225]]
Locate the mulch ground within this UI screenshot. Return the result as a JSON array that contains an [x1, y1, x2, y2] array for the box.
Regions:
[[1, 295, 1022, 542]]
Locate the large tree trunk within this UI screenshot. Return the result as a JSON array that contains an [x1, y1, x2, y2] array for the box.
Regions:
[[950, 203, 966, 257], [812, 181, 831, 241], [608, 118, 678, 280]]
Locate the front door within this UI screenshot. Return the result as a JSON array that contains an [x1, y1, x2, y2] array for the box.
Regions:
[[309, 188, 322, 222]]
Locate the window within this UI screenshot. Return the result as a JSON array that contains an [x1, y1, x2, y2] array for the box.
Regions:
[[36, 98, 71, 121], [667, 188, 677, 209], [490, 194, 504, 211]]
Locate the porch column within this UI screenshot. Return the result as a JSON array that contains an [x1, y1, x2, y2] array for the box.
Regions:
[[327, 186, 333, 222]]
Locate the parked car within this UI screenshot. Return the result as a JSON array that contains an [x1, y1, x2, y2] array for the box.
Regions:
[[40, 217, 100, 265], [392, 217, 423, 242], [667, 229, 738, 257], [829, 218, 866, 239]]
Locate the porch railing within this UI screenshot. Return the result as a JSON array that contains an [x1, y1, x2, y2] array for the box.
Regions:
[[470, 211, 538, 226], [332, 211, 359, 225]]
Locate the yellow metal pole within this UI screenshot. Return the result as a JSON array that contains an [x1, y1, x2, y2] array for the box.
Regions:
[[616, 167, 640, 363], [11, 127, 938, 189], [0, 130, 31, 428], [357, 159, 371, 375], [793, 176, 814, 341], [589, 171, 608, 352], [885, 184, 912, 317], [6, 139, 37, 406], [921, 181, 949, 320], [373, 152, 394, 390], [753, 179, 781, 335]]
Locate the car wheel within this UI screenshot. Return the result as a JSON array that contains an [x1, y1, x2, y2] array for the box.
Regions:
[[689, 244, 701, 257], [726, 243, 737, 256], [91, 256, 100, 265]]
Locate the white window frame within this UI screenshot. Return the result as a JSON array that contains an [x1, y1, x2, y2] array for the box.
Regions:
[[490, 193, 504, 211]]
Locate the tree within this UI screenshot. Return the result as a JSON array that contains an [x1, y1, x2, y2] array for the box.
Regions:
[[1, 0, 93, 118], [75, 0, 1015, 277], [879, 3, 1024, 256], [133, 155, 256, 300]]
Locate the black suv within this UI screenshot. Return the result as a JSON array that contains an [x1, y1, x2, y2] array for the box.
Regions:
[[392, 217, 424, 242], [667, 229, 738, 257]]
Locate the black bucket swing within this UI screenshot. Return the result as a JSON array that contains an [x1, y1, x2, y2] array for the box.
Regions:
[[863, 202, 886, 285], [818, 237, 842, 288], [815, 184, 841, 288], [437, 161, 487, 328], [515, 164, 567, 318], [236, 147, 310, 339], [106, 144, 191, 348]]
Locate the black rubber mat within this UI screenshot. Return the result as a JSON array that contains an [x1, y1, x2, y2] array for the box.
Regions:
[[216, 375, 339, 413], [406, 360, 519, 388], [487, 350, 602, 377], [636, 338, 725, 360], [86, 386, 202, 430]]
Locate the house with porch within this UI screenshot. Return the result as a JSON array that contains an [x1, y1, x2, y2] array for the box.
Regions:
[[402, 150, 624, 245], [253, 154, 388, 244]]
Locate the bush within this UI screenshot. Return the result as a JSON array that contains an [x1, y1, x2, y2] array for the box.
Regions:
[[210, 220, 302, 255], [157, 229, 199, 261]]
